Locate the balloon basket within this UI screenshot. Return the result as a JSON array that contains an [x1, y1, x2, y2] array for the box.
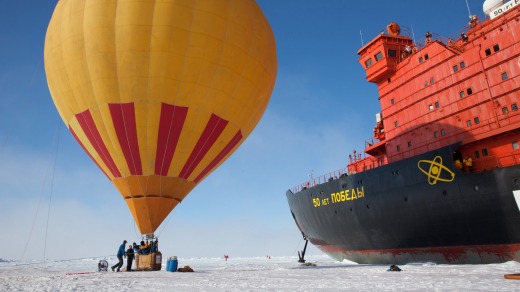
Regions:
[[136, 252, 162, 271]]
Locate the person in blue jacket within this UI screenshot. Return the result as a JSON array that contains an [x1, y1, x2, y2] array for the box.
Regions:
[[111, 240, 127, 272]]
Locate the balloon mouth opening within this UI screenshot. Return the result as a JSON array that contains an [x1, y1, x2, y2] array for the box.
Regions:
[[124, 195, 182, 203]]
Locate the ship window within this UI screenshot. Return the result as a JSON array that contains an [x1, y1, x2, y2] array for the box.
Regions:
[[435, 102, 440, 108], [482, 148, 489, 156], [460, 61, 466, 68], [513, 141, 519, 150], [466, 120, 472, 127], [502, 107, 509, 114], [467, 88, 473, 95], [493, 44, 500, 52], [429, 104, 434, 111], [391, 98, 395, 104], [425, 54, 429, 60], [474, 117, 480, 124], [375, 51, 383, 61], [365, 58, 373, 68], [388, 78, 391, 83], [397, 145, 401, 151], [394, 121, 398, 127], [459, 91, 465, 98], [419, 56, 424, 63], [430, 77, 434, 84], [408, 141, 412, 147], [485, 48, 492, 56], [512, 103, 518, 111], [434, 131, 439, 138], [441, 129, 446, 136], [474, 151, 480, 158], [502, 72, 508, 80], [453, 65, 459, 72], [388, 49, 397, 57]]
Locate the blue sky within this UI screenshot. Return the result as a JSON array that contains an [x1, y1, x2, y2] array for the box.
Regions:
[[0, 0, 487, 260]]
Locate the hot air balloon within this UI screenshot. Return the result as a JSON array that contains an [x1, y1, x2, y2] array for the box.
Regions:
[[44, 0, 277, 235]]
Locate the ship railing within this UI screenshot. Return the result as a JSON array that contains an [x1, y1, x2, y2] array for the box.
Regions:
[[472, 110, 520, 136], [396, 16, 496, 62], [349, 155, 385, 173], [365, 137, 380, 149], [386, 107, 520, 163], [290, 168, 348, 194], [417, 32, 465, 53], [472, 152, 520, 172]]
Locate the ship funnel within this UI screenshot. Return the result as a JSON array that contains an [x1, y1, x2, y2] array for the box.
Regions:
[[483, 0, 504, 16]]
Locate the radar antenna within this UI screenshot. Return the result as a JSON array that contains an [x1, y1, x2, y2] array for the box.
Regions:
[[465, 0, 473, 19]]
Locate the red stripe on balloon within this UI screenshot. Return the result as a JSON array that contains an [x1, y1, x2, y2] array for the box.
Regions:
[[75, 110, 121, 177], [155, 103, 188, 176], [109, 103, 142, 175], [194, 130, 243, 183], [179, 114, 228, 179], [69, 127, 111, 180]]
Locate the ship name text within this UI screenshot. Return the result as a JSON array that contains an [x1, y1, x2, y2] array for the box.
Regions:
[[312, 187, 365, 208], [491, 0, 520, 19]]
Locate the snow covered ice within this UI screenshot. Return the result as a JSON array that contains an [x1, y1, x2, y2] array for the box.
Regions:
[[1, 254, 519, 291]]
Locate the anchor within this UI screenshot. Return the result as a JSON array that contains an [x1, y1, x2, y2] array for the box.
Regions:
[[298, 233, 309, 263]]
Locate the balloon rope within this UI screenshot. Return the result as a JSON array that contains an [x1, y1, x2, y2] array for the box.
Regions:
[[133, 221, 140, 240], [13, 255, 116, 268], [43, 123, 62, 268], [19, 117, 62, 261], [156, 210, 173, 237], [292, 236, 303, 259]]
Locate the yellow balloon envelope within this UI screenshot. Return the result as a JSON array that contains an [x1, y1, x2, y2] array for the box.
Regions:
[[44, 0, 277, 234]]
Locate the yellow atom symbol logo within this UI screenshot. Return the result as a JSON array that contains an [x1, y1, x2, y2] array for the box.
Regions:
[[417, 156, 455, 185]]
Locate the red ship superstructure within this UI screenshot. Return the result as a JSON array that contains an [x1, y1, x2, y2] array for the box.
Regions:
[[353, 3, 520, 174]]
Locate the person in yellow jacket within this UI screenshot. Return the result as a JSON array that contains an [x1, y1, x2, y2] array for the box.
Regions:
[[139, 240, 151, 255], [454, 159, 463, 170], [463, 155, 473, 172]]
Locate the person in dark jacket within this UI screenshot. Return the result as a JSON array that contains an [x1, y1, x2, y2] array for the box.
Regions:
[[111, 240, 127, 272], [126, 244, 135, 272]]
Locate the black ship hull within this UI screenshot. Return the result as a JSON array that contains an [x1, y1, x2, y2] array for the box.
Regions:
[[286, 143, 520, 264]]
